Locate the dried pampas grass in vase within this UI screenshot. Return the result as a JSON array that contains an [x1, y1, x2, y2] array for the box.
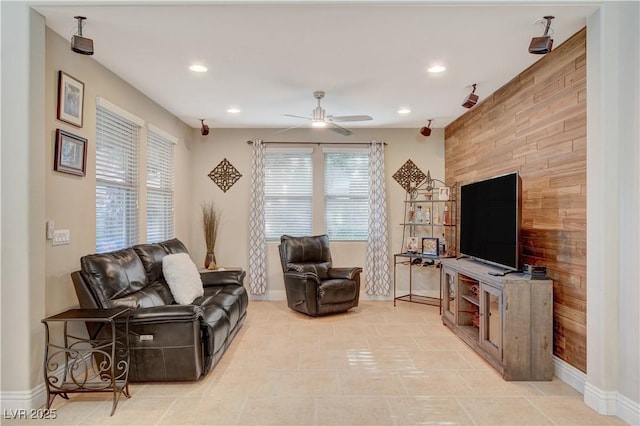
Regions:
[[202, 202, 220, 270]]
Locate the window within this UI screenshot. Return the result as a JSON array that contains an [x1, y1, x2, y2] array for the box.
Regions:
[[264, 149, 313, 240], [146, 125, 176, 243], [324, 150, 369, 240], [95, 98, 142, 253], [262, 147, 370, 242]]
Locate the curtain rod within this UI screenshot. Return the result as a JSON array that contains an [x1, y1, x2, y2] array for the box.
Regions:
[[246, 140, 386, 146]]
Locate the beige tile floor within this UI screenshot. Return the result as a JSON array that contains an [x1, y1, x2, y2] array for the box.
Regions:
[[10, 301, 628, 425]]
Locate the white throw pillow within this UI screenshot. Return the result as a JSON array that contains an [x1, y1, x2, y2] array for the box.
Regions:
[[162, 253, 204, 305]]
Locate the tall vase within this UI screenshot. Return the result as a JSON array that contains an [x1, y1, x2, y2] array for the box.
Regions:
[[204, 252, 217, 270]]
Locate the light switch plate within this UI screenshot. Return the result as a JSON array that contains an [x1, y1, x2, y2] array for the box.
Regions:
[[46, 221, 55, 240], [52, 229, 70, 246]]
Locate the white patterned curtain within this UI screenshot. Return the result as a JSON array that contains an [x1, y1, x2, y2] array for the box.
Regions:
[[366, 141, 391, 295], [248, 139, 267, 294]]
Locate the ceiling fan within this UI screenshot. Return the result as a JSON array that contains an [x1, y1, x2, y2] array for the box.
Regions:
[[283, 91, 373, 136]]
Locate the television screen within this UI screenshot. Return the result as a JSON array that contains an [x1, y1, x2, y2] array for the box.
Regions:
[[459, 172, 521, 271]]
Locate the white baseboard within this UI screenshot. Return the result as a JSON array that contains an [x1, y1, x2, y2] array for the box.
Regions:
[[584, 381, 640, 424], [360, 294, 394, 301], [554, 356, 640, 425], [616, 392, 640, 426], [1, 352, 91, 413], [249, 290, 286, 300], [553, 355, 586, 394], [0, 383, 47, 412], [584, 381, 619, 415], [249, 291, 394, 302]]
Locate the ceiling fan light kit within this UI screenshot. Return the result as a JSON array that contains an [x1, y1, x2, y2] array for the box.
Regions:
[[461, 84, 479, 109], [529, 16, 555, 54], [283, 90, 373, 136], [312, 93, 327, 127]]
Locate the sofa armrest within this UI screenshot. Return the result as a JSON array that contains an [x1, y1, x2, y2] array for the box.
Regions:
[[328, 267, 363, 280], [200, 269, 246, 287], [125, 305, 203, 324], [283, 271, 321, 284], [282, 272, 321, 316]]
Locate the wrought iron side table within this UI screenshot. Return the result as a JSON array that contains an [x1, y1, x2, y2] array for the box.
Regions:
[[42, 308, 130, 416]]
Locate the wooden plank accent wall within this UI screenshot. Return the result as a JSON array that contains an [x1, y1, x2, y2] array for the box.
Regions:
[[445, 28, 587, 372]]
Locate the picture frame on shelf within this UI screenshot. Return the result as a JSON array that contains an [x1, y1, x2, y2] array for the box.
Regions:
[[422, 237, 440, 257], [438, 186, 450, 201], [54, 129, 87, 176], [406, 236, 419, 253], [57, 71, 84, 127]]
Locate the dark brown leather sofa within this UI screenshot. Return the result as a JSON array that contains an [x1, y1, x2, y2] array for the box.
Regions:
[[279, 234, 362, 316], [71, 238, 247, 382]]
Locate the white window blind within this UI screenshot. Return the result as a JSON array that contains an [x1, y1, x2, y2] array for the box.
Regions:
[[264, 149, 313, 240], [146, 125, 175, 243], [324, 150, 369, 241], [95, 103, 140, 253]]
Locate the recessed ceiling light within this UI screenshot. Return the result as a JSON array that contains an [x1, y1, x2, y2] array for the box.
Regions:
[[427, 65, 446, 73], [398, 108, 411, 114], [189, 64, 208, 73], [227, 107, 241, 114]]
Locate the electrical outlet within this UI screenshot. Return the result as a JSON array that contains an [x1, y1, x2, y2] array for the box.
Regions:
[[46, 221, 55, 240], [52, 229, 70, 246]]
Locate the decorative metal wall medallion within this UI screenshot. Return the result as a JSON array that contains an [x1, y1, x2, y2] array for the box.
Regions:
[[208, 158, 242, 193], [392, 159, 427, 192]]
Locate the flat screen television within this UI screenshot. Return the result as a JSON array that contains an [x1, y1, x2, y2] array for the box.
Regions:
[[459, 172, 522, 271]]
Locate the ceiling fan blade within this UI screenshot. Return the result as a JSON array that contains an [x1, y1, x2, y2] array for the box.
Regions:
[[327, 115, 373, 122], [275, 123, 307, 134], [328, 122, 353, 136], [283, 113, 311, 120]]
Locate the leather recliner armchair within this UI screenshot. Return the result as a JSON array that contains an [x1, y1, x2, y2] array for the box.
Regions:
[[278, 234, 362, 316]]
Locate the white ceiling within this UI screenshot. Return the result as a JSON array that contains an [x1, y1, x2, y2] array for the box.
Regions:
[[34, 1, 598, 134]]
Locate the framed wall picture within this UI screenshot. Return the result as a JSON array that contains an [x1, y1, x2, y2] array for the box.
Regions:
[[438, 186, 450, 201], [54, 129, 87, 176], [57, 71, 85, 127], [422, 237, 440, 257]]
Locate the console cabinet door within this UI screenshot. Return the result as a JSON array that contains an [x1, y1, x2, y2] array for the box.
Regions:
[[441, 267, 457, 323], [479, 282, 503, 361]]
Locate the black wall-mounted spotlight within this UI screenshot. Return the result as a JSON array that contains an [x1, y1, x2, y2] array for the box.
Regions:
[[462, 84, 479, 109], [529, 16, 555, 54], [70, 16, 94, 55], [420, 119, 433, 137], [200, 119, 210, 136]]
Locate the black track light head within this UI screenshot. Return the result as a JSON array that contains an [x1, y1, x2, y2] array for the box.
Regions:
[[529, 16, 555, 54], [420, 119, 433, 137], [70, 16, 94, 55], [200, 119, 210, 136], [462, 84, 479, 109]]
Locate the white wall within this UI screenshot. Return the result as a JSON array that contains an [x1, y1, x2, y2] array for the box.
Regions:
[[586, 2, 640, 424], [188, 127, 446, 300], [1, 2, 46, 407]]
